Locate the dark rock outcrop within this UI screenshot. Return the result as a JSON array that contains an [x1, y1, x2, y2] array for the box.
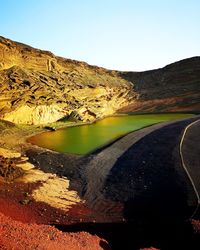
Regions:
[[119, 57, 200, 113]]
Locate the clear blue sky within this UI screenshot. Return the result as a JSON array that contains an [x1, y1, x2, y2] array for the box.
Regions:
[[0, 0, 200, 71]]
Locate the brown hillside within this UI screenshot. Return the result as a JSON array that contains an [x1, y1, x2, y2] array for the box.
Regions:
[[119, 57, 200, 113], [0, 36, 199, 125], [0, 36, 136, 124]]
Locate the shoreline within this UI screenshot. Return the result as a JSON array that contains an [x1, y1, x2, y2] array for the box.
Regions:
[[26, 112, 195, 156]]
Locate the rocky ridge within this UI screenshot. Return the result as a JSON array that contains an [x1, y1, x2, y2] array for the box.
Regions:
[[0, 36, 200, 125], [119, 57, 200, 113], [0, 36, 136, 124]]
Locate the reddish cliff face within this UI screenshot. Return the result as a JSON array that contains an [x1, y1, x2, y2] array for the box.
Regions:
[[119, 57, 200, 113]]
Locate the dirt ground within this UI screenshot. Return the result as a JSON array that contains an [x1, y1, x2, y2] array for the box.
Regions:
[[0, 212, 109, 250]]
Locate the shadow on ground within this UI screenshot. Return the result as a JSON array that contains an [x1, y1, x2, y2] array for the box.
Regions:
[[54, 219, 199, 250]]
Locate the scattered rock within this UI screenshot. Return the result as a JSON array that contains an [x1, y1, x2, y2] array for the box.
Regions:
[[20, 198, 31, 205], [0, 155, 24, 181], [44, 126, 56, 131]]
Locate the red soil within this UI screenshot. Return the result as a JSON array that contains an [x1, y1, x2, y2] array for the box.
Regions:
[[0, 180, 119, 225], [0, 180, 110, 249], [0, 212, 108, 250], [0, 169, 199, 250]]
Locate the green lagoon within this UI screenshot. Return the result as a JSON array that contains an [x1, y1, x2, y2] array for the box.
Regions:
[[28, 114, 193, 155]]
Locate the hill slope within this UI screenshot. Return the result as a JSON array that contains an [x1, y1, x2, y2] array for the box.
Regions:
[[0, 36, 136, 124], [119, 57, 200, 113], [0, 36, 199, 124]]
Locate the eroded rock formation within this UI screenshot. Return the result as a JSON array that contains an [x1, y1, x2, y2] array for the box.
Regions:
[[0, 36, 199, 124], [0, 36, 136, 124]]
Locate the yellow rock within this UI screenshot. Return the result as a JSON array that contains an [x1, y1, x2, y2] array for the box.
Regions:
[[18, 160, 82, 211], [0, 147, 21, 158], [0, 36, 136, 125]]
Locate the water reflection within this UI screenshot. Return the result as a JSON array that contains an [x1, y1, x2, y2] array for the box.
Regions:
[[28, 114, 193, 155]]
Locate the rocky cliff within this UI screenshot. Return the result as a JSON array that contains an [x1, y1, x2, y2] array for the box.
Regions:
[[0, 36, 199, 125], [0, 36, 136, 124], [119, 57, 200, 113]]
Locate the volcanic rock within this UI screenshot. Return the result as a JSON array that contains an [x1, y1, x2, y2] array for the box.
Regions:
[[119, 57, 200, 113], [0, 36, 136, 124], [0, 36, 200, 125]]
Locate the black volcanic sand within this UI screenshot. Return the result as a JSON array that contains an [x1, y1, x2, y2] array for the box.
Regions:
[[81, 117, 199, 220], [97, 119, 198, 221], [26, 116, 200, 249]]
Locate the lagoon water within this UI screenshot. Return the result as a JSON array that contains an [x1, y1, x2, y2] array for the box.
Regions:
[[28, 114, 193, 155]]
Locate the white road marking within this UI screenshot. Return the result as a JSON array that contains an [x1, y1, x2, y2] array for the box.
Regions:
[[179, 119, 200, 218]]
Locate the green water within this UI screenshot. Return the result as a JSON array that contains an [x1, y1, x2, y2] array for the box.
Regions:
[[28, 114, 193, 155]]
